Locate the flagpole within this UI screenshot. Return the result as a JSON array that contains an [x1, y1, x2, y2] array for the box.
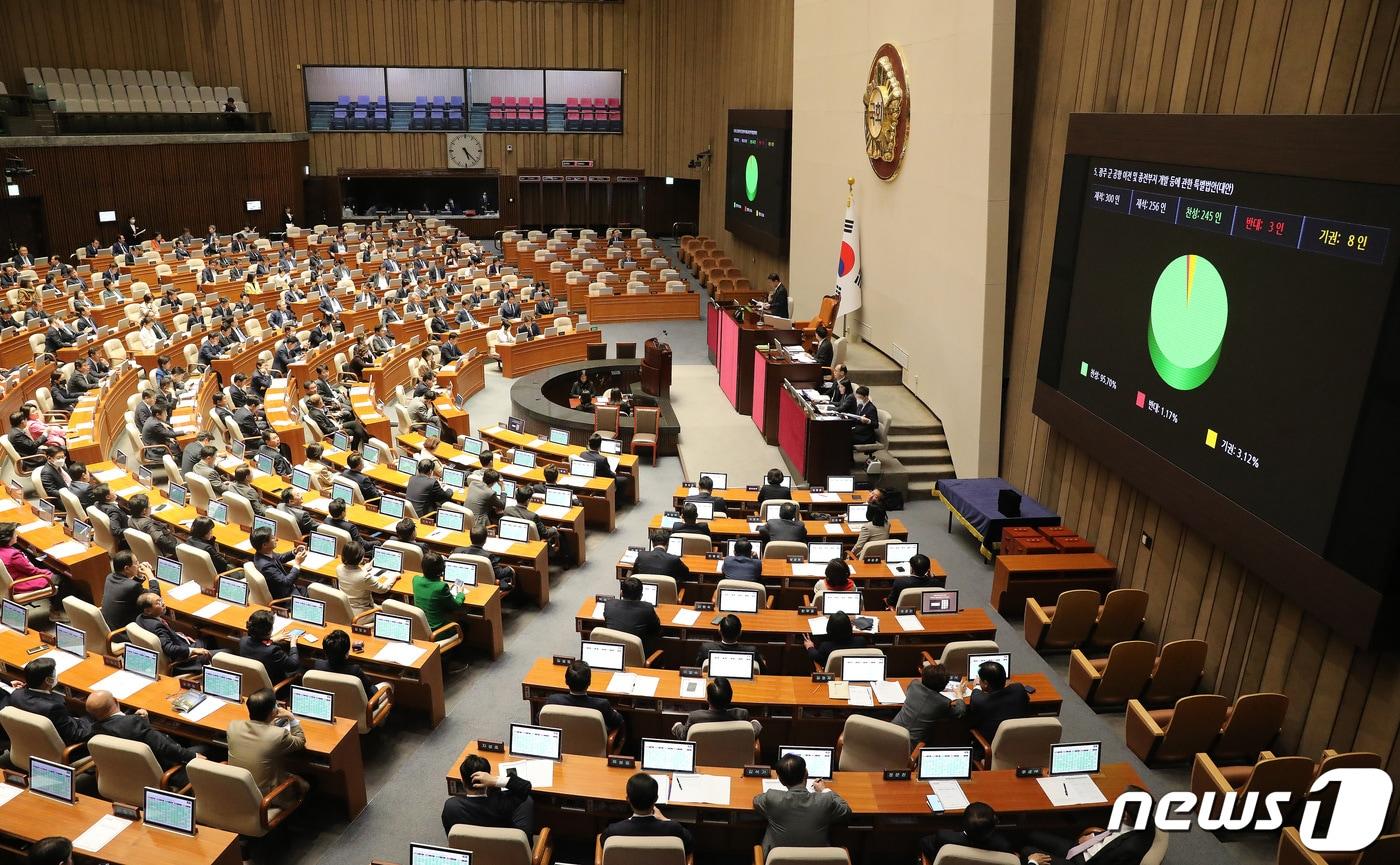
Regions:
[[843, 177, 859, 343]]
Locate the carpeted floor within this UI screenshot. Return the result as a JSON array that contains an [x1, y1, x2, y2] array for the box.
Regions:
[[279, 240, 1268, 865]]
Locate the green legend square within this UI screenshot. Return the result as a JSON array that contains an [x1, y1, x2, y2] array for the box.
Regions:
[[1080, 362, 1089, 376]]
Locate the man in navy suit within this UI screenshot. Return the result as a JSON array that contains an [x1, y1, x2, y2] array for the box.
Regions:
[[765, 273, 789, 318], [849, 386, 880, 446], [601, 774, 692, 852]]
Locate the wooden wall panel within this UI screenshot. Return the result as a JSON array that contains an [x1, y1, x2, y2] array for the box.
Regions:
[[1005, 0, 1400, 821], [5, 139, 309, 256]]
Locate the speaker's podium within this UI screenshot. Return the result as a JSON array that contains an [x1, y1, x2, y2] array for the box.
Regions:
[[778, 382, 852, 486], [641, 337, 672, 397]]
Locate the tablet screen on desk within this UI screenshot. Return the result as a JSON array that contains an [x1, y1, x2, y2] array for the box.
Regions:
[[362, 445, 380, 466], [808, 542, 842, 564], [290, 685, 335, 723], [290, 469, 311, 492], [821, 591, 861, 615], [599, 438, 622, 455], [921, 590, 959, 614], [445, 560, 478, 587], [461, 436, 484, 456], [512, 450, 536, 469], [155, 556, 183, 585], [498, 517, 530, 543], [396, 456, 418, 475], [168, 482, 189, 505], [918, 747, 973, 780], [699, 471, 728, 490], [717, 588, 759, 614], [203, 667, 242, 702], [780, 745, 834, 780], [692, 501, 714, 521], [640, 738, 695, 774], [29, 757, 74, 803], [124, 644, 159, 680], [545, 486, 572, 508], [826, 475, 854, 493], [569, 457, 595, 478], [374, 612, 412, 643], [846, 504, 868, 524], [968, 652, 1012, 682], [580, 639, 625, 671], [1050, 742, 1101, 776], [379, 494, 406, 519], [549, 428, 570, 446], [509, 723, 562, 761], [372, 547, 404, 575], [639, 582, 658, 606], [291, 596, 326, 627], [886, 542, 918, 563], [410, 843, 472, 865], [308, 532, 338, 557], [707, 649, 755, 680], [436, 508, 466, 533], [217, 577, 249, 606], [841, 654, 885, 683], [442, 467, 467, 491], [144, 787, 196, 834]]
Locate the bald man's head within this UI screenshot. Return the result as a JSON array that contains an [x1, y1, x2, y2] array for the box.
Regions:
[[85, 690, 120, 721]]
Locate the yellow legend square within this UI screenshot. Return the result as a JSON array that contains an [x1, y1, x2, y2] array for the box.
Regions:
[[1205, 429, 1218, 448]]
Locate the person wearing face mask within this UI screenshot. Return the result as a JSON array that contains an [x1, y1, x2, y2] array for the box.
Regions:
[[848, 385, 880, 446]]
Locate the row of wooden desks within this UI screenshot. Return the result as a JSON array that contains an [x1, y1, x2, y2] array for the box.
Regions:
[[446, 742, 1143, 860], [519, 657, 1062, 752], [0, 625, 368, 818], [498, 328, 604, 377], [479, 423, 642, 506], [646, 514, 909, 548], [0, 488, 110, 605], [575, 601, 997, 675], [668, 484, 868, 516], [616, 553, 948, 609]]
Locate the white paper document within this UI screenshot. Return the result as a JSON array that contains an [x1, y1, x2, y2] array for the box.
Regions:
[[483, 537, 514, 554], [91, 669, 153, 700], [896, 615, 923, 632], [887, 561, 912, 577], [671, 609, 701, 626], [535, 504, 571, 520], [826, 680, 849, 700], [304, 498, 331, 514], [272, 615, 293, 635], [374, 642, 427, 666], [809, 492, 840, 503], [0, 499, 19, 512], [649, 773, 671, 805], [619, 549, 639, 564], [167, 580, 203, 601], [559, 474, 589, 487], [807, 616, 829, 636], [499, 759, 554, 789], [761, 778, 818, 792], [669, 773, 731, 805], [1037, 774, 1107, 806], [929, 780, 970, 811], [194, 600, 231, 618], [46, 541, 88, 559], [94, 468, 127, 482], [527, 438, 546, 449], [17, 520, 49, 534], [847, 685, 874, 707], [678, 677, 705, 698], [790, 563, 827, 577], [823, 522, 844, 534], [591, 602, 606, 620], [604, 672, 637, 694], [301, 552, 334, 571], [872, 680, 906, 705], [73, 814, 133, 853], [0, 783, 22, 807], [183, 695, 233, 723], [39, 650, 85, 675]]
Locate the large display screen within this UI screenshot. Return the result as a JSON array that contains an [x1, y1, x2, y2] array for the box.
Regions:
[[725, 109, 791, 253], [1049, 157, 1397, 553]]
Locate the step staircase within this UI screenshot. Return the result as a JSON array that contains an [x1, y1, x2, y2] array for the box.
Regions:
[[843, 342, 956, 496]]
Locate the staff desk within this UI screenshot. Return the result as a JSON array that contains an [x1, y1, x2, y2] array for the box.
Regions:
[[0, 487, 110, 603], [348, 384, 393, 445], [264, 379, 308, 464], [295, 554, 504, 662], [0, 784, 240, 865], [64, 362, 141, 466], [479, 424, 641, 505], [616, 553, 947, 609], [159, 579, 448, 728], [249, 472, 554, 608], [498, 329, 604, 378], [363, 342, 421, 404], [0, 627, 367, 817], [519, 657, 1061, 753], [646, 514, 908, 548], [669, 485, 868, 516], [574, 601, 997, 675], [432, 353, 487, 439], [991, 553, 1117, 616], [285, 331, 354, 393], [401, 433, 620, 531], [446, 742, 1142, 860], [583, 290, 702, 323]]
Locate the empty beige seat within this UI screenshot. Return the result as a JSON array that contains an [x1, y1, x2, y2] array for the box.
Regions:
[[1212, 692, 1288, 763], [589, 626, 659, 668], [89, 734, 183, 806], [978, 716, 1061, 771], [1141, 639, 1208, 706], [1126, 693, 1228, 765], [1023, 589, 1100, 651], [1068, 640, 1156, 709], [1190, 751, 1314, 810]]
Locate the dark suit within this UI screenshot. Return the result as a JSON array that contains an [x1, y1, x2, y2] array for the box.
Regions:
[[752, 784, 850, 855], [543, 692, 623, 730], [967, 683, 1032, 743], [8, 429, 40, 459], [253, 550, 299, 601], [44, 323, 76, 353], [767, 284, 789, 318], [311, 657, 375, 695], [761, 518, 808, 543], [603, 597, 661, 655], [696, 640, 766, 672], [674, 520, 710, 539], [236, 634, 300, 684], [850, 399, 879, 446], [186, 536, 233, 575], [719, 555, 763, 582], [324, 516, 362, 545], [232, 406, 262, 438], [920, 828, 1016, 863], [440, 774, 535, 835], [1022, 829, 1155, 865], [601, 815, 692, 853], [813, 337, 834, 367], [8, 688, 91, 744], [756, 483, 789, 505], [576, 449, 614, 479], [887, 573, 946, 608], [406, 474, 452, 517], [39, 463, 71, 502], [133, 401, 155, 431], [633, 547, 690, 582], [101, 573, 157, 633], [683, 492, 728, 514], [343, 470, 379, 504], [136, 613, 207, 673], [892, 680, 966, 744], [92, 711, 198, 771], [806, 633, 867, 667]]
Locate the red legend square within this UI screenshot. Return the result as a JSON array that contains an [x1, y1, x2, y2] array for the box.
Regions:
[[1135, 391, 1146, 408]]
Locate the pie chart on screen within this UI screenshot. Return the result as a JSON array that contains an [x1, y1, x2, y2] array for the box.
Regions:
[[1148, 253, 1229, 391], [745, 155, 759, 202]]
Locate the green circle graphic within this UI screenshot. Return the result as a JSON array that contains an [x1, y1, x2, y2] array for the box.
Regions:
[[745, 155, 759, 202], [1147, 253, 1228, 391]]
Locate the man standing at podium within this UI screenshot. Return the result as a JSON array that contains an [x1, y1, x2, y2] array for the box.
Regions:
[[766, 272, 789, 318]]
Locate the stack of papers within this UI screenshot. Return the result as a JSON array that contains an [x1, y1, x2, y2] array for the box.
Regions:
[[73, 814, 132, 853], [0, 499, 19, 512], [183, 695, 233, 723], [168, 581, 204, 601], [930, 779, 970, 810], [536, 504, 571, 519], [1037, 775, 1107, 806], [668, 773, 731, 805], [590, 602, 607, 619], [39, 650, 85, 675], [194, 600, 231, 619], [302, 552, 335, 570], [826, 681, 849, 700], [790, 563, 827, 577], [823, 523, 844, 534], [482, 537, 514, 553], [872, 680, 906, 705], [498, 759, 554, 788], [604, 673, 660, 696], [0, 784, 23, 806], [808, 616, 830, 635], [761, 778, 817, 792], [47, 540, 88, 559], [809, 492, 840, 503], [619, 549, 639, 564], [374, 642, 427, 665], [671, 609, 700, 626], [17, 521, 49, 534], [91, 669, 153, 700], [558, 474, 589, 487], [896, 614, 923, 632], [678, 677, 705, 698], [847, 685, 874, 706], [93, 468, 127, 482]]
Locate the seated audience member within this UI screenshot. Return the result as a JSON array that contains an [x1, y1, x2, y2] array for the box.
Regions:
[[25, 837, 74, 865], [604, 576, 661, 656], [314, 628, 389, 695], [228, 688, 308, 803], [812, 558, 855, 597], [720, 538, 762, 582], [237, 609, 302, 684], [696, 614, 767, 673], [413, 551, 467, 631], [462, 524, 516, 591], [440, 753, 535, 835], [683, 473, 727, 513], [760, 501, 808, 543], [101, 551, 158, 634], [920, 802, 1015, 863], [543, 660, 624, 732], [600, 773, 693, 852], [752, 753, 851, 855], [674, 501, 710, 539], [135, 591, 212, 674], [802, 610, 866, 667], [185, 515, 234, 573], [892, 661, 965, 743], [252, 525, 304, 601], [633, 530, 690, 581], [967, 660, 1032, 750], [670, 677, 761, 737], [0, 522, 66, 616], [756, 468, 789, 504], [9, 657, 92, 744], [1020, 791, 1157, 865], [86, 689, 206, 788], [886, 553, 945, 608], [335, 541, 377, 618], [850, 502, 890, 558]]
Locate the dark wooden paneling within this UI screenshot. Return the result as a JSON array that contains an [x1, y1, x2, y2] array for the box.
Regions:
[[1003, 0, 1400, 822], [4, 140, 308, 255]]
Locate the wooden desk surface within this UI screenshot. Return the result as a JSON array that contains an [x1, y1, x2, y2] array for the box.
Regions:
[[575, 600, 995, 642], [497, 328, 604, 378], [584, 290, 702, 323], [994, 553, 1117, 573], [0, 784, 240, 865], [0, 488, 110, 604], [480, 424, 641, 472], [669, 485, 868, 510], [617, 553, 948, 584], [448, 741, 1141, 818], [648, 514, 909, 543]]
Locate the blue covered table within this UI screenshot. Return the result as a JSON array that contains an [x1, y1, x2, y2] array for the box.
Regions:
[[935, 477, 1061, 560]]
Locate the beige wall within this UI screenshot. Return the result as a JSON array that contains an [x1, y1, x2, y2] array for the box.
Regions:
[[790, 0, 1013, 476]]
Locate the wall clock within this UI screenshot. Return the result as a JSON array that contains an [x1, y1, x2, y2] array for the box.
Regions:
[[446, 133, 485, 169]]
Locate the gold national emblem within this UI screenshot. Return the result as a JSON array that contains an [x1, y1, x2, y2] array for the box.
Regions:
[[863, 43, 909, 181]]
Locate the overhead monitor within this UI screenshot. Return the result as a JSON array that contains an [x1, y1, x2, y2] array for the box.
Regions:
[[725, 109, 793, 254]]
